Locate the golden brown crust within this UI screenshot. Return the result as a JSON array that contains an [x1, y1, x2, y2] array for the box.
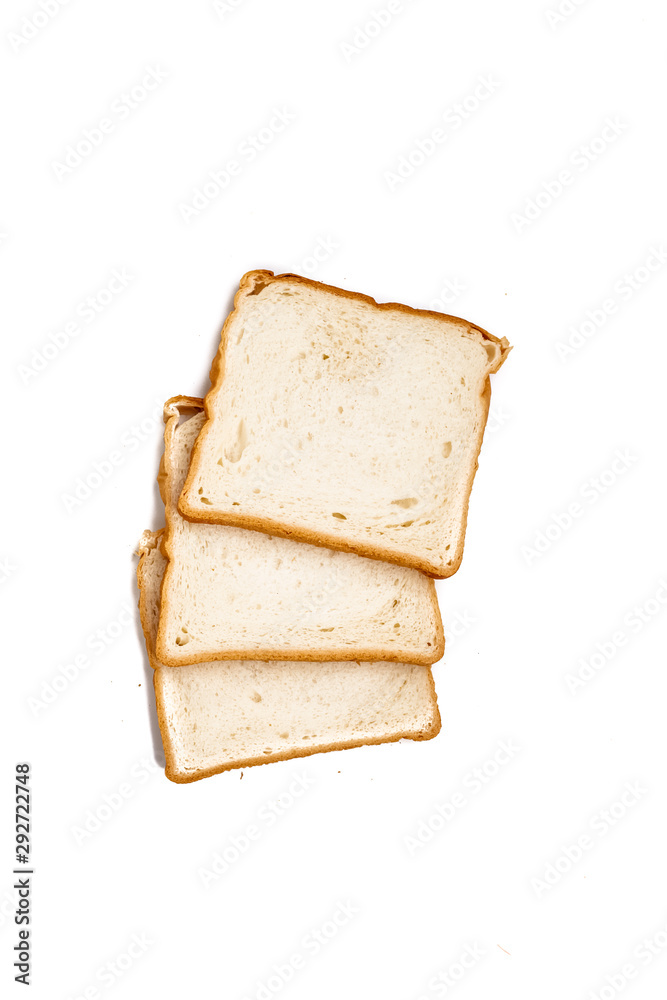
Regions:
[[158, 637, 443, 667], [157, 396, 444, 664], [179, 270, 510, 578], [136, 529, 164, 671], [152, 667, 180, 782]]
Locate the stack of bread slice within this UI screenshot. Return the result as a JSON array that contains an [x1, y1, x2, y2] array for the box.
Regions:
[[137, 271, 510, 782]]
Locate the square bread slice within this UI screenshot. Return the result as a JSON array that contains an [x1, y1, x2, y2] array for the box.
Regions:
[[179, 270, 510, 578], [156, 397, 443, 667], [137, 531, 441, 782]]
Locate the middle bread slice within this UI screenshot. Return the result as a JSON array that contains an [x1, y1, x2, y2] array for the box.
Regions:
[[155, 397, 444, 667]]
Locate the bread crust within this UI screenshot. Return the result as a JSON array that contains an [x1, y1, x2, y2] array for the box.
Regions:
[[136, 528, 164, 671], [179, 270, 511, 578], [136, 530, 442, 784], [156, 397, 444, 666]]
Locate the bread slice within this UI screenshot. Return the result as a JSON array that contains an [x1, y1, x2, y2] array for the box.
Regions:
[[156, 397, 443, 667], [179, 270, 511, 578], [137, 531, 441, 783]]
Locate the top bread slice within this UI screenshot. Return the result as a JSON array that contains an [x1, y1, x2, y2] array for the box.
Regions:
[[156, 397, 443, 667], [179, 270, 511, 578], [137, 530, 441, 783]]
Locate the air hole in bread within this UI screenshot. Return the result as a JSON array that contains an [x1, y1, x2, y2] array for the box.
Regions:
[[391, 498, 418, 509], [332, 513, 347, 519], [224, 419, 249, 462], [200, 497, 212, 505], [250, 692, 262, 703], [175, 635, 189, 646], [484, 341, 500, 363], [442, 442, 452, 458], [248, 279, 269, 295]]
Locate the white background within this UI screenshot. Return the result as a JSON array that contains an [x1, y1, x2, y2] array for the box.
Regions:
[[2, 1, 667, 998]]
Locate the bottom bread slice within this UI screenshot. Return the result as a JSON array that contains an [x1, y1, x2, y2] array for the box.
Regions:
[[137, 531, 441, 783]]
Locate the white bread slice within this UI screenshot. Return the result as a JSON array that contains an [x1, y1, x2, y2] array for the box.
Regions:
[[137, 531, 441, 783], [156, 397, 443, 667], [179, 270, 511, 578]]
